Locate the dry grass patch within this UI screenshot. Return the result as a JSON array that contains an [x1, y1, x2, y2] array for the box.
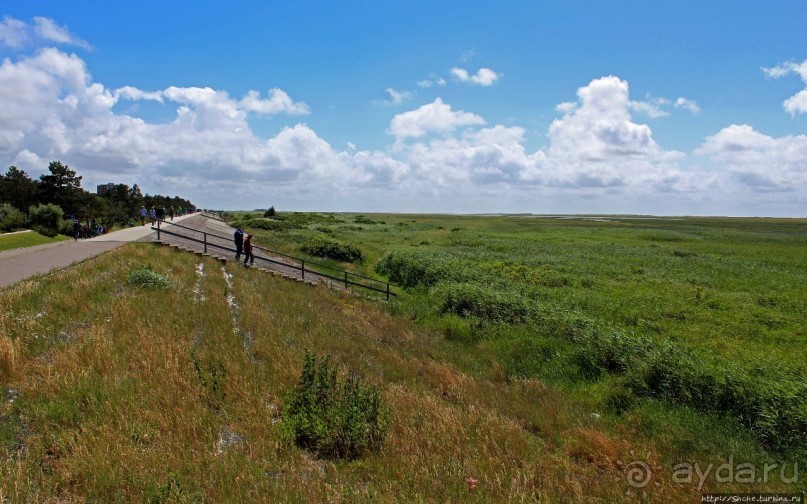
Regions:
[[0, 243, 700, 501]]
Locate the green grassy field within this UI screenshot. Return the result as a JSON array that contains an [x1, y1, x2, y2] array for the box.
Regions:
[[1, 213, 804, 501], [0, 230, 70, 252], [227, 212, 807, 459]]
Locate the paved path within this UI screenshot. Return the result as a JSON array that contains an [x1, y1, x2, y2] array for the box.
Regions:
[[155, 214, 336, 289], [0, 214, 195, 289]]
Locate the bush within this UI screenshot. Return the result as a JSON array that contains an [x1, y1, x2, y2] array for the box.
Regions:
[[264, 206, 276, 217], [28, 203, 63, 237], [247, 218, 292, 232], [432, 282, 534, 324], [127, 265, 174, 290], [59, 219, 76, 236], [282, 351, 388, 460], [376, 249, 475, 288], [354, 215, 385, 225], [301, 237, 362, 263], [0, 204, 27, 232]]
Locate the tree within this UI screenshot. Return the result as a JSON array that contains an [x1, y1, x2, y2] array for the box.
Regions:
[[38, 161, 83, 215], [1, 166, 38, 215], [28, 203, 63, 237]]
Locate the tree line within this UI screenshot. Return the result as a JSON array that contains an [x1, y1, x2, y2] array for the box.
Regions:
[[0, 161, 195, 235]]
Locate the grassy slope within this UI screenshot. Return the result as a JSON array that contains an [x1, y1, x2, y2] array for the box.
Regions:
[[0, 225, 803, 501], [0, 231, 70, 252], [228, 214, 807, 470], [0, 243, 701, 502]]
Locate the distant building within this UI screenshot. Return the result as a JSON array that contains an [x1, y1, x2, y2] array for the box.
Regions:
[[97, 182, 118, 195]]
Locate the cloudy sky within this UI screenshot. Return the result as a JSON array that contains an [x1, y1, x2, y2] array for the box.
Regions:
[[1, 2, 806, 216]]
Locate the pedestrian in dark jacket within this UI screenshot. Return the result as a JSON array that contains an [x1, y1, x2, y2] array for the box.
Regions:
[[243, 234, 254, 266], [72, 220, 82, 241], [234, 227, 244, 260]]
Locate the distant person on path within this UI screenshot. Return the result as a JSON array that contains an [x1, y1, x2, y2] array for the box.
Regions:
[[243, 234, 254, 266], [149, 207, 157, 225], [72, 220, 81, 241], [139, 206, 147, 226], [234, 227, 244, 261], [169, 206, 175, 221]]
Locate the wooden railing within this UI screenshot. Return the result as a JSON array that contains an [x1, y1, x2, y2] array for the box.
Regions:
[[154, 218, 397, 300]]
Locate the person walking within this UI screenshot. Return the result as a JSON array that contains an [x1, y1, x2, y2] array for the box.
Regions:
[[169, 206, 175, 221], [72, 219, 82, 241], [234, 227, 244, 260], [243, 234, 254, 266], [139, 206, 147, 226], [149, 207, 157, 225]]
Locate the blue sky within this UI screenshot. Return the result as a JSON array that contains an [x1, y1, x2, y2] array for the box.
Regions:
[[1, 1, 806, 215]]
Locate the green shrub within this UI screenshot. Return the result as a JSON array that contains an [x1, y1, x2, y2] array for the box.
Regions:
[[376, 249, 475, 288], [354, 215, 384, 225], [28, 203, 63, 237], [247, 218, 292, 232], [282, 351, 388, 460], [59, 219, 76, 236], [301, 237, 362, 263], [127, 265, 174, 290], [0, 204, 26, 232], [437, 313, 476, 343], [264, 206, 276, 217], [432, 282, 534, 324]]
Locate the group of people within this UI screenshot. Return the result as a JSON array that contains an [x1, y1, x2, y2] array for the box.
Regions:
[[138, 205, 188, 226], [72, 219, 107, 240], [233, 227, 254, 265]]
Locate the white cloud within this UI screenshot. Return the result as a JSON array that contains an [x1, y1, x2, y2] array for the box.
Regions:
[[0, 16, 28, 48], [239, 88, 310, 115], [450, 67, 501, 86], [696, 124, 807, 191], [0, 36, 803, 215], [763, 59, 807, 115], [378, 88, 413, 105], [628, 96, 670, 118], [388, 98, 485, 139], [674, 97, 701, 114], [417, 74, 446, 88], [543, 76, 685, 190], [115, 86, 164, 103], [0, 16, 90, 50], [32, 17, 91, 49]]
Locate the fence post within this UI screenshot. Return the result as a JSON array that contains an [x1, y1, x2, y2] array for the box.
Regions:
[[302, 260, 305, 280], [157, 219, 160, 240], [203, 232, 207, 253], [344, 271, 348, 289]]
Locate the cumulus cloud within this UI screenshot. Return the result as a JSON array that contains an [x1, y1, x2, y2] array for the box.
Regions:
[[696, 124, 807, 191], [450, 67, 501, 86], [763, 59, 807, 115], [1, 29, 803, 214], [0, 16, 90, 49], [239, 88, 310, 115], [542, 76, 686, 190], [388, 98, 485, 139]]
